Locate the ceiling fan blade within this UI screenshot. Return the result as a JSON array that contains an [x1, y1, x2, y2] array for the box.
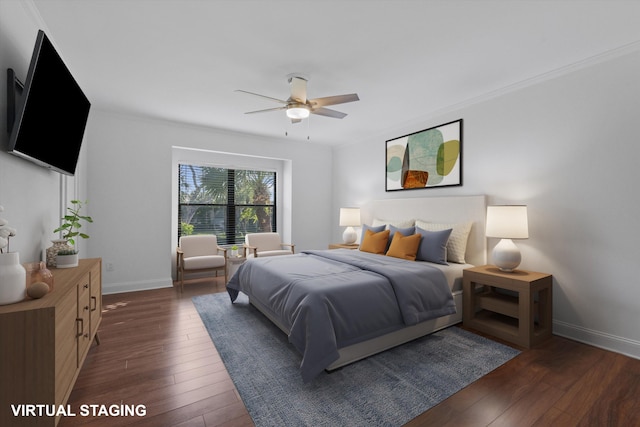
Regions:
[[291, 118, 302, 124], [309, 93, 359, 108], [244, 106, 287, 114], [311, 107, 347, 119], [235, 89, 288, 104], [288, 76, 307, 103]]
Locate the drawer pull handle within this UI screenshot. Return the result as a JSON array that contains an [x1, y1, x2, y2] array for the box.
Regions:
[[91, 296, 98, 311], [76, 318, 84, 337]]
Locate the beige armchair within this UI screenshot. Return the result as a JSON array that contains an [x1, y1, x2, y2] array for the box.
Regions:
[[176, 235, 227, 292], [243, 232, 295, 258]]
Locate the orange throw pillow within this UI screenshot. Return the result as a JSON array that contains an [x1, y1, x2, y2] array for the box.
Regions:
[[386, 231, 422, 261], [359, 229, 390, 255]]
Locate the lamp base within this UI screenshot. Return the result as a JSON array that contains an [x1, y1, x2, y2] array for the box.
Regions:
[[342, 227, 357, 245], [492, 238, 521, 272]]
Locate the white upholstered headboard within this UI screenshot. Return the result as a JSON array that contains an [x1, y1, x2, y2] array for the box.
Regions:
[[361, 195, 487, 266]]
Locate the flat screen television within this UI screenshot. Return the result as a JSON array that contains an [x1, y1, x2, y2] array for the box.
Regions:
[[7, 30, 91, 176]]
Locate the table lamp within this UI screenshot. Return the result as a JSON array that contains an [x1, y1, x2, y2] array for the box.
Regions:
[[339, 207, 361, 244], [485, 205, 529, 272]]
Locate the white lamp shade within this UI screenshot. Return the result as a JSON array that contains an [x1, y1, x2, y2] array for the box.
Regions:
[[339, 208, 361, 227], [486, 205, 529, 239]]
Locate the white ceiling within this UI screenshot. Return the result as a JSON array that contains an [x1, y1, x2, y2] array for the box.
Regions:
[[29, 0, 640, 145]]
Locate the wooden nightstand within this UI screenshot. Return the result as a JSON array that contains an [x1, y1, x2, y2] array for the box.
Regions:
[[463, 265, 552, 348], [328, 243, 360, 250]]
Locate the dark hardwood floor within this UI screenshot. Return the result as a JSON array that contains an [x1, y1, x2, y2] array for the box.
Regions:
[[61, 277, 640, 427]]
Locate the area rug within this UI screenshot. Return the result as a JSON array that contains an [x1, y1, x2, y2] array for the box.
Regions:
[[193, 292, 520, 427]]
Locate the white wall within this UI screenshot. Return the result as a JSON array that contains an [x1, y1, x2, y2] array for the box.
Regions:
[[85, 110, 333, 294], [0, 0, 89, 264], [333, 48, 640, 358]]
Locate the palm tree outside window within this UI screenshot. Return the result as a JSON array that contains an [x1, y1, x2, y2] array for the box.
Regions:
[[178, 164, 276, 245]]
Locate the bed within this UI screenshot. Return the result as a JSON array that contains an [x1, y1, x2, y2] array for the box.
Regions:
[[227, 195, 486, 382]]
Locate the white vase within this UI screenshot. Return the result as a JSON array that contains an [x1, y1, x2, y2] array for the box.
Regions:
[[0, 252, 26, 305]]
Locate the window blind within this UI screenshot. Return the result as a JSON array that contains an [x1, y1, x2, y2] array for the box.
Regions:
[[178, 164, 276, 245]]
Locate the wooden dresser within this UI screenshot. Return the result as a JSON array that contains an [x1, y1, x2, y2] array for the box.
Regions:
[[0, 258, 102, 426]]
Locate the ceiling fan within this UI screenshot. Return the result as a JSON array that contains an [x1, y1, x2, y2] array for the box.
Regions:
[[236, 74, 359, 124]]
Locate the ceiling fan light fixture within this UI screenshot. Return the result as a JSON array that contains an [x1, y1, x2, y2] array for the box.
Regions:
[[286, 106, 310, 119]]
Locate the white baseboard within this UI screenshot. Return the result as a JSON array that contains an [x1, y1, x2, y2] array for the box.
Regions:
[[553, 320, 640, 360], [102, 278, 174, 295]]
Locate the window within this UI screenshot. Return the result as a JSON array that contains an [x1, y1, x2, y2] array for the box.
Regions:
[[178, 164, 276, 245]]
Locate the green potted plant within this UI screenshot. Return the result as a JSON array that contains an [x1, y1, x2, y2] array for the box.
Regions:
[[53, 200, 93, 268], [230, 244, 239, 257]]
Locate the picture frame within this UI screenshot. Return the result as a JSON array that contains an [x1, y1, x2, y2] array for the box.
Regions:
[[385, 119, 462, 191]]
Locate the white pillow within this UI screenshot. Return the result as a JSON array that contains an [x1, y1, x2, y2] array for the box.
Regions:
[[372, 218, 415, 228], [414, 220, 472, 263]]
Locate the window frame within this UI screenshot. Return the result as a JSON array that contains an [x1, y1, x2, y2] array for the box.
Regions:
[[177, 163, 277, 245]]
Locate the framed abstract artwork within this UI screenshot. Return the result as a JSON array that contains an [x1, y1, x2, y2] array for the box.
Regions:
[[385, 119, 462, 191]]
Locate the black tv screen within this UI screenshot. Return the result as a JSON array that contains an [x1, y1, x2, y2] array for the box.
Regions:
[[8, 30, 90, 176]]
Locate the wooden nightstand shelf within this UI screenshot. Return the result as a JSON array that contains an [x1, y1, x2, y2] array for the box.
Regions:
[[328, 243, 359, 250], [463, 265, 552, 348]]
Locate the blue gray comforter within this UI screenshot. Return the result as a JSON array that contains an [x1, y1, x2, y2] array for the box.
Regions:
[[226, 249, 456, 382]]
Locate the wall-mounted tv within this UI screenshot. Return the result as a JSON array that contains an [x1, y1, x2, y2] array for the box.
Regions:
[[7, 30, 90, 176]]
